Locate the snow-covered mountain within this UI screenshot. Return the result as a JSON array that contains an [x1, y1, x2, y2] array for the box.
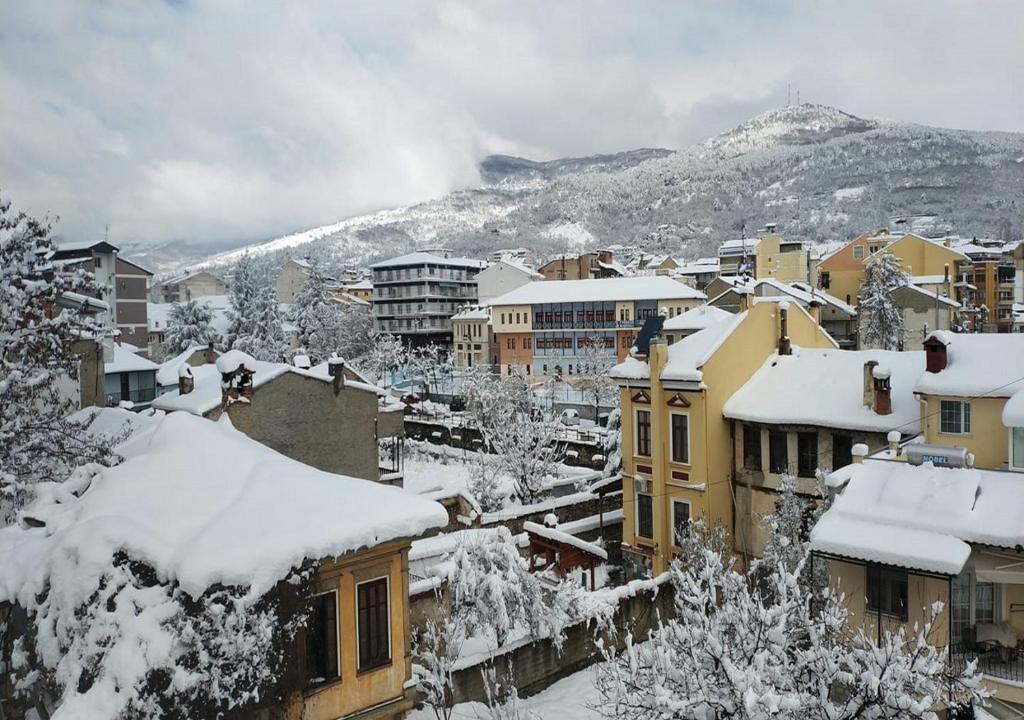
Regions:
[[145, 104, 1024, 276]]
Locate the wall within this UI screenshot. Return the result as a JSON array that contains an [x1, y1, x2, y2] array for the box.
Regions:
[[477, 263, 535, 305], [755, 236, 810, 284], [300, 541, 414, 720], [115, 258, 151, 351], [920, 395, 1009, 470], [277, 262, 308, 304], [208, 372, 384, 482], [452, 318, 490, 368]]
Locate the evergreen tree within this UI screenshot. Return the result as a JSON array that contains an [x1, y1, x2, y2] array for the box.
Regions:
[[0, 195, 120, 521], [858, 250, 909, 350], [164, 299, 217, 355], [232, 284, 288, 362], [224, 254, 259, 349], [290, 261, 330, 351]]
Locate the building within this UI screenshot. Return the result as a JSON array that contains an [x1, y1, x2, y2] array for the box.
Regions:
[[103, 341, 160, 409], [662, 304, 734, 344], [0, 410, 447, 720], [475, 258, 542, 305], [153, 350, 406, 484], [860, 281, 959, 349], [717, 229, 810, 283], [954, 240, 1018, 332], [537, 250, 626, 281], [609, 296, 836, 576], [276, 258, 344, 303], [722, 347, 924, 557], [669, 257, 720, 291], [451, 305, 493, 369], [113, 257, 153, 350], [489, 276, 706, 378], [51, 292, 110, 411], [342, 278, 374, 304], [53, 239, 119, 337], [155, 270, 229, 303], [370, 252, 485, 346], [816, 230, 967, 307]]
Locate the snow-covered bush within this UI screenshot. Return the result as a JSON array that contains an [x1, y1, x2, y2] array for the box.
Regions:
[[0, 196, 121, 522], [595, 518, 987, 720], [602, 407, 622, 478], [164, 299, 217, 355], [859, 249, 909, 350], [467, 451, 506, 513]]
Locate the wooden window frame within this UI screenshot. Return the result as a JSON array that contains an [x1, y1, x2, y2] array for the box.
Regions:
[[634, 408, 652, 457], [671, 499, 691, 547], [743, 424, 762, 471], [635, 491, 654, 539], [356, 576, 392, 673], [669, 411, 690, 465], [307, 589, 341, 686]]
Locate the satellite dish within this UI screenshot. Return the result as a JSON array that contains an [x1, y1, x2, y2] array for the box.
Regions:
[[633, 315, 666, 355]]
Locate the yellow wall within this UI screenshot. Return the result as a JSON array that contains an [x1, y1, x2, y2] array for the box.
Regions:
[[755, 235, 810, 284], [619, 300, 837, 574], [301, 542, 413, 720], [657, 297, 703, 318], [919, 395, 1010, 470], [490, 304, 533, 334]]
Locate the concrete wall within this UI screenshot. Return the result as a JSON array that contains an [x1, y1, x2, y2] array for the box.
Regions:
[[477, 263, 535, 305], [208, 372, 384, 481]]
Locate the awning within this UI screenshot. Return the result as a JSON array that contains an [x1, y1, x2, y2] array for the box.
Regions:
[[971, 550, 1024, 584]]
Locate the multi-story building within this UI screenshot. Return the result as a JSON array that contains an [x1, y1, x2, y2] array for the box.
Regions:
[[53, 239, 119, 334], [811, 331, 1024, 708], [154, 270, 229, 303], [489, 276, 705, 378], [816, 229, 967, 307], [954, 240, 1018, 332], [342, 279, 373, 305], [475, 258, 542, 305], [537, 250, 626, 281], [717, 228, 810, 283], [370, 252, 485, 346], [609, 296, 836, 576], [451, 306, 493, 369], [114, 257, 153, 350]]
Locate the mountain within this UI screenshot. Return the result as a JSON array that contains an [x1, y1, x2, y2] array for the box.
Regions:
[[161, 104, 1024, 277]]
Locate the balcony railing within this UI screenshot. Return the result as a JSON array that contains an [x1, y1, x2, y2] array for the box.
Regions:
[[952, 647, 1024, 684]]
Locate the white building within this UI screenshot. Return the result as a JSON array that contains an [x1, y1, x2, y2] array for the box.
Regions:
[[475, 259, 542, 306]]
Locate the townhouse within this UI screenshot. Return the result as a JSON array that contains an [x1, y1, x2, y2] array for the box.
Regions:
[[450, 305, 493, 369], [608, 295, 836, 576], [489, 276, 705, 378]]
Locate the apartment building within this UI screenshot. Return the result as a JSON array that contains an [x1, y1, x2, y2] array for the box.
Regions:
[[609, 296, 836, 577], [717, 228, 810, 283], [451, 305, 493, 369], [370, 251, 485, 346], [489, 276, 705, 378], [475, 258, 542, 305], [954, 240, 1018, 332], [537, 250, 627, 281], [114, 257, 153, 349], [154, 270, 228, 303]]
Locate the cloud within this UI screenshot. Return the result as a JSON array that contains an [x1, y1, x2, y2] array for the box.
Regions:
[[1, 1, 1022, 248]]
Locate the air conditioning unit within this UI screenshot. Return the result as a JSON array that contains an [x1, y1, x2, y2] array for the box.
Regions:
[[635, 476, 650, 494]]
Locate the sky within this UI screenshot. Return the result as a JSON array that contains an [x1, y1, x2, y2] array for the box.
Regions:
[[2, 1, 1022, 249]]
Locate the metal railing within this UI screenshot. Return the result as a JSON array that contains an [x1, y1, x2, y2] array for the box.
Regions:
[[952, 647, 1024, 684]]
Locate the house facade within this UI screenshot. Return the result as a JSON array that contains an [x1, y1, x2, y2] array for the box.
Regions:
[[475, 259, 542, 305], [103, 341, 160, 409], [609, 297, 837, 576], [489, 276, 705, 378], [155, 270, 229, 303], [717, 231, 810, 284], [450, 305, 493, 369], [370, 252, 485, 346], [114, 257, 153, 351], [954, 240, 1018, 332]]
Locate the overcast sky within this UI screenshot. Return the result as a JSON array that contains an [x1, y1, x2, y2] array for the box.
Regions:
[[2, 1, 1022, 248]]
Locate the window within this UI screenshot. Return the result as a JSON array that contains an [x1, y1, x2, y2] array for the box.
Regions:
[[743, 425, 761, 471], [356, 578, 391, 671], [769, 431, 788, 474], [636, 492, 654, 539], [516, 312, 521, 324], [820, 271, 830, 289], [670, 413, 689, 464], [797, 432, 818, 478], [832, 434, 853, 470], [866, 565, 907, 620], [939, 400, 971, 435], [952, 573, 998, 646], [501, 313, 506, 324], [635, 409, 652, 456], [307, 590, 339, 685], [853, 245, 865, 260], [671, 500, 691, 546], [1012, 427, 1024, 471], [524, 337, 531, 349]]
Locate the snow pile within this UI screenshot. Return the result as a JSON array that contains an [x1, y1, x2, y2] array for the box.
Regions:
[[489, 275, 705, 306], [723, 347, 924, 433], [103, 342, 160, 374], [811, 458, 1024, 574], [214, 349, 259, 374], [915, 332, 1024, 398]]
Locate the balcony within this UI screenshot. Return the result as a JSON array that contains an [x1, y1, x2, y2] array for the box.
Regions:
[[953, 646, 1024, 685]]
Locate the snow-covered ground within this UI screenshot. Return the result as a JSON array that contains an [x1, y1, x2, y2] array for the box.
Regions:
[[409, 664, 603, 720]]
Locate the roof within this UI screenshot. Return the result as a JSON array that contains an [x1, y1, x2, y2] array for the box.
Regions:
[[117, 257, 154, 276], [811, 458, 1024, 575], [482, 258, 543, 279], [914, 332, 1024, 398], [891, 283, 960, 309], [672, 258, 721, 275], [1003, 388, 1024, 427], [610, 311, 747, 382], [152, 353, 383, 415], [489, 276, 705, 307], [0, 411, 448, 602], [718, 237, 761, 256], [345, 279, 373, 290], [761, 280, 856, 316], [156, 345, 214, 386], [662, 304, 734, 332], [451, 305, 491, 321], [523, 521, 608, 561], [369, 251, 486, 270], [54, 239, 119, 254], [162, 269, 226, 286], [723, 347, 925, 433], [909, 274, 947, 285], [104, 342, 160, 374]]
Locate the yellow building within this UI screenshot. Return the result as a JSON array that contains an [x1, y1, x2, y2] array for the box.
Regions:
[[717, 231, 810, 284], [609, 295, 836, 576], [816, 230, 967, 307], [450, 305, 493, 369]]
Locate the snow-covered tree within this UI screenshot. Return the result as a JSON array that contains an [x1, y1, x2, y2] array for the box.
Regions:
[[232, 285, 288, 362], [467, 450, 506, 513], [0, 196, 121, 522], [481, 665, 540, 720], [334, 306, 375, 361], [595, 519, 987, 720], [352, 331, 406, 386], [163, 299, 217, 355], [224, 254, 260, 349], [859, 250, 909, 350], [602, 407, 622, 478], [574, 335, 618, 420]]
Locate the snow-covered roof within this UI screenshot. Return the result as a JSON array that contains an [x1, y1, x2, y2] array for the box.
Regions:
[[893, 283, 961, 308], [490, 276, 705, 307], [663, 304, 734, 332], [153, 356, 383, 415], [1003, 388, 1024, 428], [345, 279, 373, 290], [610, 312, 747, 382], [523, 521, 608, 561], [0, 412, 447, 601], [55, 239, 118, 253], [485, 258, 543, 279], [811, 458, 1024, 574], [104, 342, 159, 374], [909, 274, 948, 285], [672, 258, 721, 275], [216, 349, 258, 374], [718, 237, 761, 256], [723, 348, 924, 433], [451, 305, 491, 321], [369, 251, 486, 270], [761, 280, 856, 316], [162, 269, 225, 285], [156, 345, 214, 387], [914, 332, 1024, 398]]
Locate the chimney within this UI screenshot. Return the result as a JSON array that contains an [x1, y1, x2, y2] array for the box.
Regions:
[[852, 443, 869, 464], [179, 365, 194, 395], [923, 334, 949, 373], [863, 360, 879, 409], [544, 513, 558, 529], [328, 354, 345, 395], [887, 430, 901, 457], [872, 365, 892, 416], [808, 294, 823, 325], [777, 301, 791, 355], [205, 341, 216, 364]]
